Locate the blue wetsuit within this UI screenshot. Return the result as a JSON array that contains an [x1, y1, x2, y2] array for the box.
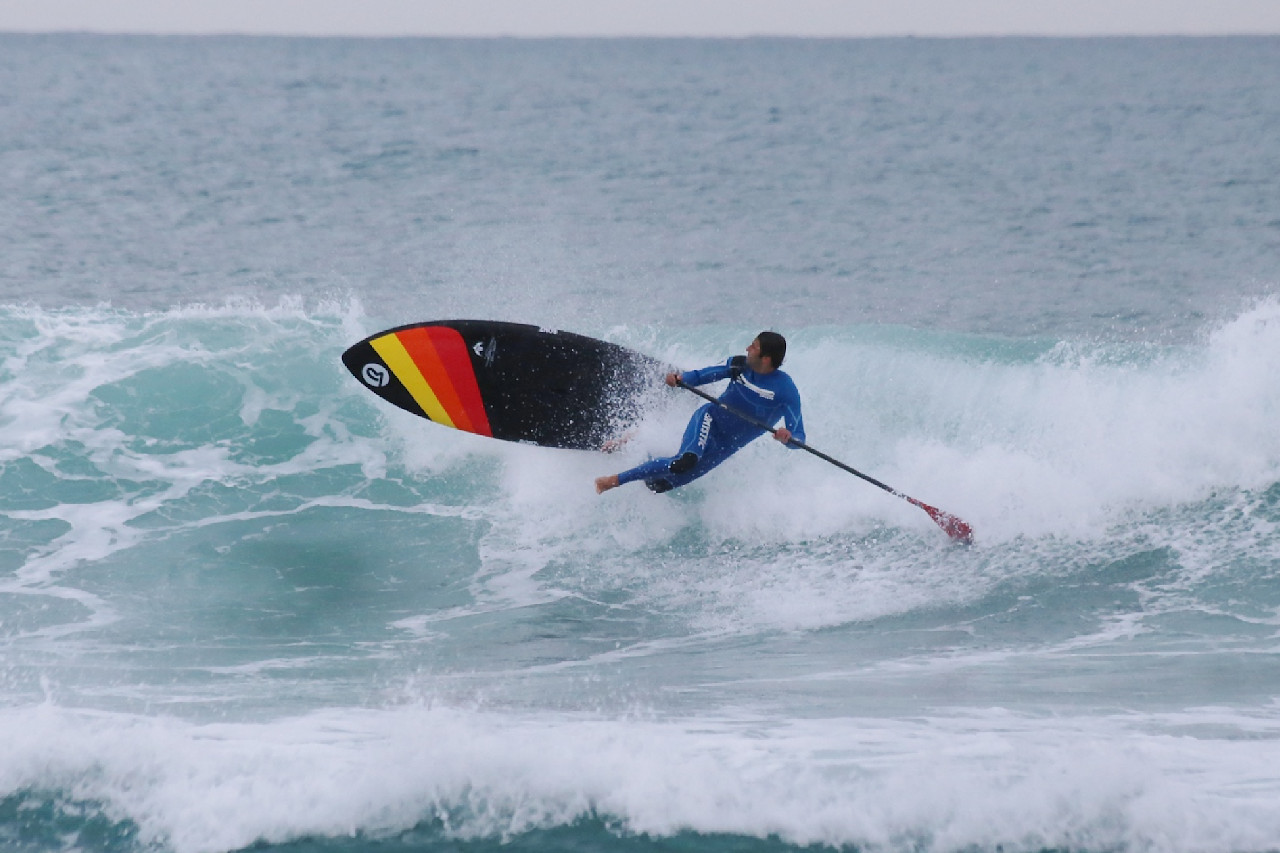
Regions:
[[617, 357, 805, 493]]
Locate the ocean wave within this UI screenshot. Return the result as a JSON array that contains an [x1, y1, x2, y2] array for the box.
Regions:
[[4, 703, 1280, 853]]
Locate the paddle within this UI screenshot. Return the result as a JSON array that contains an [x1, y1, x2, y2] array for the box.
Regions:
[[676, 379, 974, 544]]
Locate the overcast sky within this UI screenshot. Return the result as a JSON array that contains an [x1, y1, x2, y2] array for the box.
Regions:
[[3, 0, 1279, 37]]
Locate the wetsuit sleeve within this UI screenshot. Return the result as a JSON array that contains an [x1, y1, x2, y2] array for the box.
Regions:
[[779, 380, 805, 446], [678, 359, 734, 387]]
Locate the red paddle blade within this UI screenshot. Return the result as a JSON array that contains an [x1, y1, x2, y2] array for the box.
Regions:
[[910, 499, 975, 544]]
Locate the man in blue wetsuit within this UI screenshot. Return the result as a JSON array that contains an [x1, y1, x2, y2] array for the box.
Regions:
[[595, 331, 804, 495]]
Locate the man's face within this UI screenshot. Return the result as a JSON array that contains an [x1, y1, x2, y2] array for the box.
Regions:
[[745, 337, 768, 372]]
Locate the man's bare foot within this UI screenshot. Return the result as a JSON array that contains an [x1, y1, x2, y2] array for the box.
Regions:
[[595, 475, 620, 494]]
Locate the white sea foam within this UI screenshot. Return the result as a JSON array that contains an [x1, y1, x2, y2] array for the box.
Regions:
[[4, 702, 1280, 853]]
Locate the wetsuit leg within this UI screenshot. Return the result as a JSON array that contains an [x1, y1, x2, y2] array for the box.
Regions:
[[669, 405, 714, 473], [615, 405, 753, 493], [647, 432, 746, 491], [616, 404, 716, 491]]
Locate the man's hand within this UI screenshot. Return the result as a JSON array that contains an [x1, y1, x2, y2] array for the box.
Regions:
[[601, 432, 634, 453], [773, 427, 792, 444], [665, 372, 681, 387]]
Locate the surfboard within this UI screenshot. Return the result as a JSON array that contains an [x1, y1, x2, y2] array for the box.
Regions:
[[341, 320, 667, 451]]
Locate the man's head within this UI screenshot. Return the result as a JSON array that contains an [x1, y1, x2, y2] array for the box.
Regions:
[[747, 331, 787, 372]]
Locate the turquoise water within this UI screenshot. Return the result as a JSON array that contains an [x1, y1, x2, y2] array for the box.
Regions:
[[2, 35, 1280, 853]]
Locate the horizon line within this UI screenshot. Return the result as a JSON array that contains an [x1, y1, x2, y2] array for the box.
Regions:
[[3, 29, 1279, 39]]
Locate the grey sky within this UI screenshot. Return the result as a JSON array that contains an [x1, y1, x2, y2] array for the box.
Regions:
[[4, 0, 1280, 37]]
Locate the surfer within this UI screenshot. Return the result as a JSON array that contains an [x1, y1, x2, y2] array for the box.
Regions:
[[595, 332, 804, 494]]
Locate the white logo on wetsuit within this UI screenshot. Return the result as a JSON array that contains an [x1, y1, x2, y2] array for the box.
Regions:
[[737, 375, 775, 400], [697, 410, 712, 451]]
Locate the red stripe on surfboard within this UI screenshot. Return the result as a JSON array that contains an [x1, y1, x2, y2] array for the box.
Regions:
[[423, 326, 493, 438], [394, 326, 475, 433]]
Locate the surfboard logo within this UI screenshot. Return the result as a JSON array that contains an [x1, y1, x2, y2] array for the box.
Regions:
[[361, 363, 390, 388], [473, 337, 498, 367]]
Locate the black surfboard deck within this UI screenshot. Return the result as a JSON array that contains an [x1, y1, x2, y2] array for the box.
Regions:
[[341, 320, 667, 451]]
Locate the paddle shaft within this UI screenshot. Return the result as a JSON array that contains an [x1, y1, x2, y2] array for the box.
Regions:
[[674, 378, 974, 542], [676, 379, 897, 493]]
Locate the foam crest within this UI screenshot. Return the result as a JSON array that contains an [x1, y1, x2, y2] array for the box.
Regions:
[[4, 703, 1280, 853], [670, 302, 1280, 546]]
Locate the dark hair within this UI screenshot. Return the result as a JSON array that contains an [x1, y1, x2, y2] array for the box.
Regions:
[[757, 331, 787, 368]]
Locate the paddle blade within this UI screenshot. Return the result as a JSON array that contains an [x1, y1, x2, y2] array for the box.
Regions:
[[910, 499, 975, 544]]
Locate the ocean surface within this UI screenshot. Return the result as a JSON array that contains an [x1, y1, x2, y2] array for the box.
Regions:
[[2, 34, 1280, 853]]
